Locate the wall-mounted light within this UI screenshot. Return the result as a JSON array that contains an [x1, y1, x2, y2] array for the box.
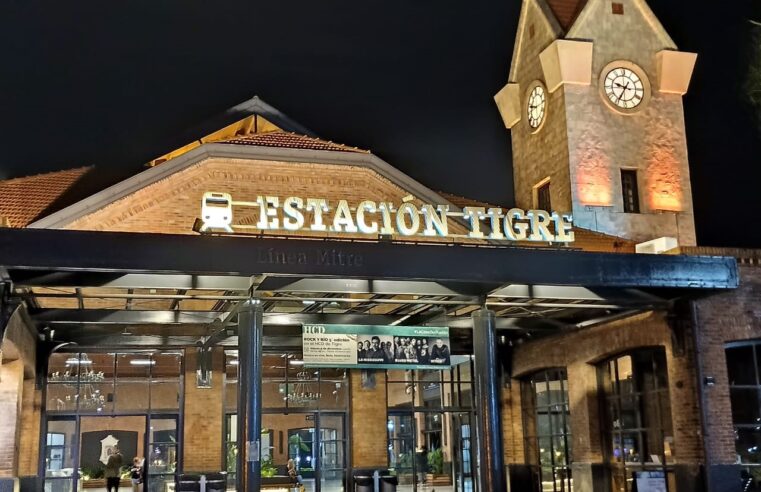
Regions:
[[704, 376, 716, 387]]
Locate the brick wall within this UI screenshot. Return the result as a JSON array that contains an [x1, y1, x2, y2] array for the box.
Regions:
[[17, 379, 41, 476], [350, 370, 387, 468], [694, 264, 761, 465], [505, 311, 703, 466], [0, 360, 24, 477], [183, 348, 224, 472], [65, 158, 472, 243]]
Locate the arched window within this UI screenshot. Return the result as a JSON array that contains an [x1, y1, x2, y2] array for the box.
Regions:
[[599, 348, 673, 492], [522, 368, 572, 492]]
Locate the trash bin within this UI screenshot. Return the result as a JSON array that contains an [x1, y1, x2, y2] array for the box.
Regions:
[[176, 474, 201, 492], [354, 474, 373, 492], [205, 472, 226, 492], [380, 474, 398, 492]]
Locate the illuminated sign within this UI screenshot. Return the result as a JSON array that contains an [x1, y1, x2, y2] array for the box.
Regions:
[[199, 192, 574, 242]]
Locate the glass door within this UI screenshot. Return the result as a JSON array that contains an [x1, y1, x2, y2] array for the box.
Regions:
[[44, 417, 78, 492], [318, 413, 346, 492], [388, 413, 415, 490], [388, 411, 475, 492], [146, 415, 178, 492], [263, 412, 346, 492], [453, 413, 475, 492]]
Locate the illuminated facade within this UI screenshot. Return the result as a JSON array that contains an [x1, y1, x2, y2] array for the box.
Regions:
[[0, 4, 758, 492], [495, 0, 698, 245]]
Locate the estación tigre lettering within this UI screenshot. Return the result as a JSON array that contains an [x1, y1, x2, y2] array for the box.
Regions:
[[200, 191, 575, 242]]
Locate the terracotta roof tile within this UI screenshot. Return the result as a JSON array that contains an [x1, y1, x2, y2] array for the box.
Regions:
[[438, 192, 500, 210], [0, 167, 92, 227], [545, 0, 588, 30], [219, 131, 369, 154]]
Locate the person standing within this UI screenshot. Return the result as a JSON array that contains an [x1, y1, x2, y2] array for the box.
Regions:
[[105, 446, 124, 492], [130, 457, 143, 492]]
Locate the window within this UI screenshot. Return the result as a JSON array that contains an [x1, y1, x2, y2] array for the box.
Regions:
[[522, 368, 572, 492], [536, 180, 552, 211], [46, 351, 182, 414], [620, 170, 640, 213], [725, 341, 761, 480], [599, 349, 673, 492], [612, 2, 624, 14]]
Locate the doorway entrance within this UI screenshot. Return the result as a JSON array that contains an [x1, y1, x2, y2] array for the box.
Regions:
[[261, 412, 347, 492], [43, 415, 179, 492], [387, 411, 475, 492]]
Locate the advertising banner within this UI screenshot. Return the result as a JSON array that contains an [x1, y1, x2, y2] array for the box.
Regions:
[[302, 324, 451, 369]]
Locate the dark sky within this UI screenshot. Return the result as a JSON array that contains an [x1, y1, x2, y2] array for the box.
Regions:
[[1, 1, 760, 247]]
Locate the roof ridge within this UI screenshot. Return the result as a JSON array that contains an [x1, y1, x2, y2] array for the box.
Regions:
[[220, 130, 370, 154]]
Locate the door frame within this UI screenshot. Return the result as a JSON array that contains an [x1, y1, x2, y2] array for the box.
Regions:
[[263, 409, 348, 492], [387, 409, 478, 492]]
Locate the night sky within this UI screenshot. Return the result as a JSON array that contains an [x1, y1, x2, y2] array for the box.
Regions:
[[1, 1, 760, 247]]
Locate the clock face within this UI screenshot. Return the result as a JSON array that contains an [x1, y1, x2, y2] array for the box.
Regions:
[[527, 85, 546, 129], [603, 68, 645, 109]]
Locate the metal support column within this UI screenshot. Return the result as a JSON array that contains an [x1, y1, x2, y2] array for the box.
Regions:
[[472, 307, 506, 492], [236, 300, 263, 492]]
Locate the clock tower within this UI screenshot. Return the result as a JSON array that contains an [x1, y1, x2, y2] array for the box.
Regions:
[[495, 0, 698, 246]]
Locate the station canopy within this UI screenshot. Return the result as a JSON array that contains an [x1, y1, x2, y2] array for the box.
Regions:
[[0, 96, 738, 352]]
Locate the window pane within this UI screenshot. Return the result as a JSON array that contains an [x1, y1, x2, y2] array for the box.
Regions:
[[84, 353, 115, 380], [736, 428, 761, 464], [620, 395, 640, 430], [77, 382, 113, 413], [727, 346, 756, 385], [150, 382, 180, 410], [535, 378, 550, 407], [730, 388, 761, 425], [45, 420, 77, 477], [152, 353, 181, 380], [263, 381, 287, 408], [116, 353, 151, 380], [114, 382, 149, 412], [320, 368, 348, 410], [149, 418, 177, 444], [46, 384, 78, 412], [48, 353, 79, 382], [148, 444, 177, 475], [387, 383, 413, 409], [44, 480, 74, 492]]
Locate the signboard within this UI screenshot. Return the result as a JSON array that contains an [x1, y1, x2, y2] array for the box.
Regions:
[[633, 471, 667, 492], [302, 324, 451, 369], [199, 192, 574, 243]]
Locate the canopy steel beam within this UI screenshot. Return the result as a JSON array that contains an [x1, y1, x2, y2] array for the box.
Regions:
[[9, 271, 253, 291], [29, 309, 571, 330], [0, 228, 738, 289]]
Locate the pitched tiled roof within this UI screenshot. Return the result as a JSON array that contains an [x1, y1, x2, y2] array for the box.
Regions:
[[219, 131, 369, 154], [0, 167, 92, 227], [438, 192, 500, 210], [545, 0, 588, 30]]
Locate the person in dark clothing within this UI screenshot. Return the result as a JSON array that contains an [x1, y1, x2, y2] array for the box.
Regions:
[[430, 338, 451, 364], [105, 446, 124, 492], [369, 336, 385, 360]]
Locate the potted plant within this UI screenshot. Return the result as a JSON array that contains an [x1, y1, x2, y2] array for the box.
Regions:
[[261, 456, 278, 478], [425, 448, 451, 485]]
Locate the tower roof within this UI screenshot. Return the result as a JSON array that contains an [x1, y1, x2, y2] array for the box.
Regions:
[[545, 0, 588, 30]]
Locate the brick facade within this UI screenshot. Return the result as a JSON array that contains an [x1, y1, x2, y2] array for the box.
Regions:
[[350, 370, 388, 468], [506, 310, 703, 470], [693, 264, 761, 465], [183, 348, 225, 472]]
